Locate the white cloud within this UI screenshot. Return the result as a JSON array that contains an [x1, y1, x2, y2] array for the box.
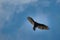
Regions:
[[56, 0, 60, 3], [0, 0, 38, 5], [0, 0, 50, 40], [0, 0, 38, 39], [11, 0, 37, 4], [0, 0, 38, 29], [56, 0, 60, 4]]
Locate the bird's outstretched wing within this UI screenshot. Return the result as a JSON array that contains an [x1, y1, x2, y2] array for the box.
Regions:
[[27, 17, 35, 25], [37, 24, 49, 30]]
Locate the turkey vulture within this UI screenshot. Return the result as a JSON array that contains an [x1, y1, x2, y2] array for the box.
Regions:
[[27, 17, 49, 31]]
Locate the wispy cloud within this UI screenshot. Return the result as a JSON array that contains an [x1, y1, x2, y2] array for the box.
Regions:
[[0, 0, 38, 40], [0, 0, 51, 40], [56, 0, 60, 3], [0, 0, 38, 5], [0, 0, 38, 28]]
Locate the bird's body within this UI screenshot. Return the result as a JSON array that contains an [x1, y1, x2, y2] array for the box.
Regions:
[[27, 17, 49, 31]]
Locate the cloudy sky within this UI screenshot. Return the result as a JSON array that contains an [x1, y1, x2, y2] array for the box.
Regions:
[[0, 0, 60, 40]]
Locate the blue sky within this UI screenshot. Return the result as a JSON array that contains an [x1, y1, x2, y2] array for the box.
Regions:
[[0, 0, 60, 40]]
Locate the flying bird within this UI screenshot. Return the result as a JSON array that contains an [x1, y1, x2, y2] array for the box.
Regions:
[[27, 17, 49, 31]]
